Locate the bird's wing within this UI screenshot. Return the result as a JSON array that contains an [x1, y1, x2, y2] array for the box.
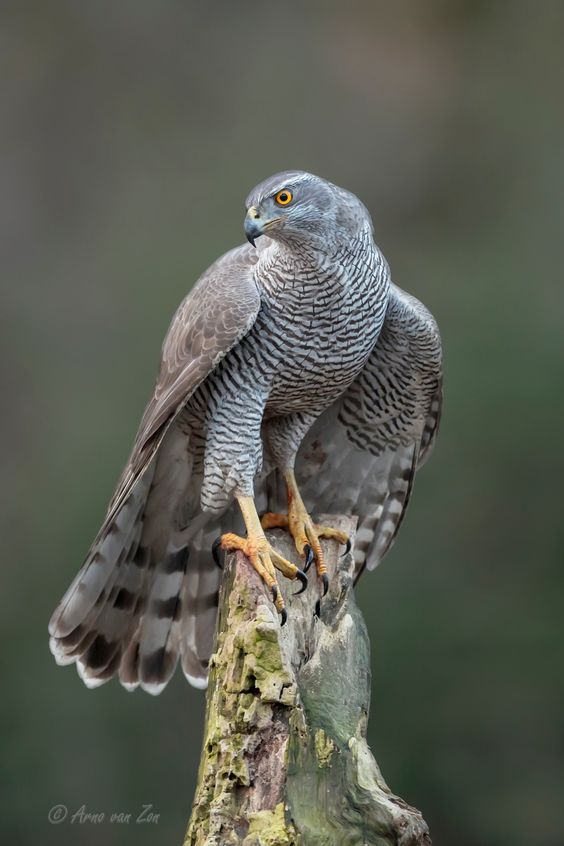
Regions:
[[106, 243, 261, 521], [49, 244, 261, 686], [296, 283, 443, 576]]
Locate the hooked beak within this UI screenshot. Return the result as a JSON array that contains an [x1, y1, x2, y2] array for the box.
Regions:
[[244, 207, 262, 247], [244, 206, 281, 247]]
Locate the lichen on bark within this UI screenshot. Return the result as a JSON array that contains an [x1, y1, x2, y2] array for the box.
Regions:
[[185, 517, 430, 846]]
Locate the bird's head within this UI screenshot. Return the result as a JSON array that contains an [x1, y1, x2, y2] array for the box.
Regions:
[[244, 171, 370, 249]]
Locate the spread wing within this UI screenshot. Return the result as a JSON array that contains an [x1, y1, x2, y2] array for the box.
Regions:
[[49, 244, 262, 691], [297, 283, 443, 577], [107, 243, 261, 520]]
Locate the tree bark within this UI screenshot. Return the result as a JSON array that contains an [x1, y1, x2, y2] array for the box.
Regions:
[[184, 516, 431, 846]]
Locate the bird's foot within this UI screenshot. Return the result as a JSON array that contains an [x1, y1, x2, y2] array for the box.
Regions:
[[218, 531, 307, 625], [261, 501, 350, 615]]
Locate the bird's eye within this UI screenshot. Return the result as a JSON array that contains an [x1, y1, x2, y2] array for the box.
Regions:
[[274, 189, 293, 206]]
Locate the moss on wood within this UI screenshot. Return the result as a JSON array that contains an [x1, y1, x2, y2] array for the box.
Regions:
[[185, 517, 430, 846]]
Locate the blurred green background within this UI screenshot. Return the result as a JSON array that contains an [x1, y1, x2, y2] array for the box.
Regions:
[[2, 2, 563, 844]]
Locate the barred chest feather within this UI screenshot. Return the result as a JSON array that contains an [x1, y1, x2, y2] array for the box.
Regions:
[[253, 237, 390, 415]]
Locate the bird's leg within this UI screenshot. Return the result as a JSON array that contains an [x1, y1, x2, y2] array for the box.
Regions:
[[219, 495, 307, 625], [261, 470, 350, 611]]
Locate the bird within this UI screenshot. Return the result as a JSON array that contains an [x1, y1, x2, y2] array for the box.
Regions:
[[49, 170, 442, 695]]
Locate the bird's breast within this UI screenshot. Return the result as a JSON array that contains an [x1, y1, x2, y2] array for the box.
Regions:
[[256, 259, 389, 414]]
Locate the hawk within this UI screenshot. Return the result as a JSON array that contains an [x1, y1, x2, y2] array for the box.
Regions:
[[49, 171, 442, 694]]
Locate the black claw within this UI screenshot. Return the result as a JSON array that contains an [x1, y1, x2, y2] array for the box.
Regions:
[[304, 544, 314, 572], [314, 599, 321, 619], [212, 537, 223, 569], [293, 569, 308, 595], [321, 573, 329, 597], [271, 584, 279, 603], [344, 537, 352, 556], [280, 608, 288, 626]]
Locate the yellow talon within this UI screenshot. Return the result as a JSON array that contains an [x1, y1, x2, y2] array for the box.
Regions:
[[221, 496, 308, 623], [261, 471, 350, 599]]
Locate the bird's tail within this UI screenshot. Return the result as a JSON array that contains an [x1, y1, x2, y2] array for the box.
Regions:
[[119, 527, 221, 695], [49, 463, 155, 688], [49, 437, 222, 694]]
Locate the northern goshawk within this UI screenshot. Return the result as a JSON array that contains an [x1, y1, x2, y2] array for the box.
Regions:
[[49, 171, 442, 693]]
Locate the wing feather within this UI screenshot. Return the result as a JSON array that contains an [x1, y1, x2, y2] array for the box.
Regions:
[[50, 243, 261, 688], [297, 283, 442, 576], [106, 244, 261, 521]]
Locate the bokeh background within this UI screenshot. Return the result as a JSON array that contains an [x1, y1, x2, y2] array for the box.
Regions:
[[2, 2, 563, 844]]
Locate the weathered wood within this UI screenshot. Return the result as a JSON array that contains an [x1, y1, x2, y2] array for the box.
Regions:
[[185, 516, 431, 846]]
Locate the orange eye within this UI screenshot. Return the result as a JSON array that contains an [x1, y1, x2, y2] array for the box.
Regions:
[[274, 189, 293, 206]]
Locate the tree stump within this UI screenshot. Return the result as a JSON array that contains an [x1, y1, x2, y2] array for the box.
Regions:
[[184, 516, 431, 846]]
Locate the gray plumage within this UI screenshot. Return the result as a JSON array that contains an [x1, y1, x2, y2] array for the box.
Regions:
[[49, 170, 442, 693]]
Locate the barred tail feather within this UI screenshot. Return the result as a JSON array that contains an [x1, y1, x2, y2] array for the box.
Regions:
[[119, 532, 222, 695], [48, 468, 156, 685], [135, 547, 188, 695], [49, 474, 151, 642], [75, 533, 151, 687], [180, 528, 222, 689], [49, 496, 222, 694], [49, 420, 228, 695]]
